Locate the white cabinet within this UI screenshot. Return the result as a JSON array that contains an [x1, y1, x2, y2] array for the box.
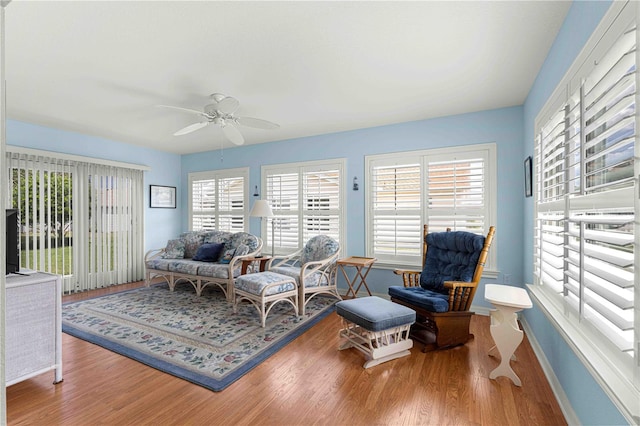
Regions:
[[5, 272, 63, 386]]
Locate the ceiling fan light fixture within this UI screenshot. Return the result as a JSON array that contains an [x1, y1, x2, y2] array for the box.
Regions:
[[210, 93, 226, 103], [162, 93, 278, 145]]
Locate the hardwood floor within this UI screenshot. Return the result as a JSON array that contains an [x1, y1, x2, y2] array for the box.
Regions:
[[7, 282, 567, 425]]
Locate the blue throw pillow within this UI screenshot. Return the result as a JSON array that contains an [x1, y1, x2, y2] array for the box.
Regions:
[[192, 243, 225, 262]]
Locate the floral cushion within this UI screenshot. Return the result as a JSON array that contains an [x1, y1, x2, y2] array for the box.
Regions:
[[197, 263, 231, 279], [234, 244, 250, 257], [145, 258, 173, 271], [162, 239, 185, 259], [203, 230, 232, 246], [235, 271, 297, 296], [167, 259, 201, 275], [225, 232, 260, 254], [179, 231, 206, 259], [270, 265, 325, 287], [300, 235, 340, 264], [219, 248, 236, 264]]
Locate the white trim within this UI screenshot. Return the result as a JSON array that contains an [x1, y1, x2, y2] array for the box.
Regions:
[[528, 284, 639, 424], [365, 142, 497, 271], [6, 145, 150, 171], [261, 158, 347, 254]]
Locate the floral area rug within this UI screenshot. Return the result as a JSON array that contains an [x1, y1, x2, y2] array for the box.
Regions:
[[62, 283, 337, 391]]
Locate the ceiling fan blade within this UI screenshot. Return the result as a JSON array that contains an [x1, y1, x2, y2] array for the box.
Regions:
[[222, 123, 245, 145], [157, 104, 206, 116], [174, 121, 209, 136], [216, 96, 240, 114], [236, 116, 280, 130]]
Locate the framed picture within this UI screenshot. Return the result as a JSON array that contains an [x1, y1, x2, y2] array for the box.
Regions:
[[524, 156, 533, 198], [150, 185, 176, 208]]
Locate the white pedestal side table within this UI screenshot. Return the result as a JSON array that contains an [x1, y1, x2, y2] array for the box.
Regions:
[[484, 283, 532, 386]]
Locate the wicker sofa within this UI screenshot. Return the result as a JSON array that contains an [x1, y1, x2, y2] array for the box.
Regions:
[[144, 230, 262, 301]]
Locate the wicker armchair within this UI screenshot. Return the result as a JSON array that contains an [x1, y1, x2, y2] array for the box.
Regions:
[[268, 235, 342, 315]]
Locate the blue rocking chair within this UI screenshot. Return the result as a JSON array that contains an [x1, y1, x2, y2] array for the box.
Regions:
[[388, 225, 495, 352]]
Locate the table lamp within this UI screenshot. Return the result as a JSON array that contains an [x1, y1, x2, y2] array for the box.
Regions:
[[249, 199, 275, 257]]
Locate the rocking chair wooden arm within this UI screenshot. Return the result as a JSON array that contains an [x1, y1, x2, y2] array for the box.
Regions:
[[443, 280, 476, 290], [443, 280, 478, 311], [393, 269, 422, 288]]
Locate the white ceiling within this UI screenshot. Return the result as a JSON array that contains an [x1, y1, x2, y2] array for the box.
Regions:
[[4, 1, 571, 155]]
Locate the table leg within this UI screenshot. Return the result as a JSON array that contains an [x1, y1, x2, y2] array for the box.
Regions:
[[340, 264, 357, 298], [488, 305, 524, 386], [352, 265, 373, 296]]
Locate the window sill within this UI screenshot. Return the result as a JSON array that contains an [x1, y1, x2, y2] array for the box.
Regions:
[[527, 284, 639, 424]]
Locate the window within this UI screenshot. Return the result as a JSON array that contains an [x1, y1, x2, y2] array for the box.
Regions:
[[365, 143, 496, 270], [263, 159, 345, 254], [188, 168, 248, 232], [6, 147, 146, 294], [532, 2, 638, 421]]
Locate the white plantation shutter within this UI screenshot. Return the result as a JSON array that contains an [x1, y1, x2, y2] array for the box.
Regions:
[[370, 162, 421, 264], [426, 153, 487, 233], [218, 177, 245, 232], [263, 160, 345, 254], [535, 106, 567, 294], [533, 7, 638, 414], [366, 144, 496, 269], [303, 167, 341, 242], [188, 168, 248, 232], [266, 172, 299, 250], [191, 178, 216, 230]]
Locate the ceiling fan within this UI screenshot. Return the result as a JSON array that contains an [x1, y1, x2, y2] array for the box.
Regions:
[[158, 93, 279, 146]]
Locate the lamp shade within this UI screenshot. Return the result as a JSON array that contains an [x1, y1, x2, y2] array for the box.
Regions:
[[249, 200, 274, 218]]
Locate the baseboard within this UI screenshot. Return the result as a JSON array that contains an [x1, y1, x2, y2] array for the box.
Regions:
[[519, 317, 579, 425]]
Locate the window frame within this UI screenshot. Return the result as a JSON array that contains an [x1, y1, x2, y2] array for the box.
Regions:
[[261, 158, 346, 255], [188, 167, 249, 232], [364, 143, 497, 273], [530, 1, 639, 422]]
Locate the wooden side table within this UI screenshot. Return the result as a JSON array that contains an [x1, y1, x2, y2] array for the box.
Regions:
[[337, 256, 377, 298], [484, 283, 533, 386], [240, 256, 272, 275]]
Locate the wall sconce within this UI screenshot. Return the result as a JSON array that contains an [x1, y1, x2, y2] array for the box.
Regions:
[[253, 185, 259, 197], [353, 177, 359, 191]]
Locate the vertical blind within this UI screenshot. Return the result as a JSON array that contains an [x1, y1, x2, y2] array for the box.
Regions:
[[6, 150, 145, 293], [366, 145, 494, 268], [264, 160, 344, 254], [534, 22, 636, 360], [189, 169, 247, 232]]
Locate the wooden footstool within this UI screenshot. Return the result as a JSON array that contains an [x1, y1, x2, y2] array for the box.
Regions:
[[336, 296, 415, 368]]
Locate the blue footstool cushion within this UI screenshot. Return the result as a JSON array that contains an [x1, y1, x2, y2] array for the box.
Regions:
[[336, 296, 416, 332]]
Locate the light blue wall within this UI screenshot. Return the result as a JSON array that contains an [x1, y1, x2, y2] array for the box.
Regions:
[[5, 2, 627, 421], [182, 106, 524, 310], [522, 1, 627, 424], [6, 119, 182, 251]]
